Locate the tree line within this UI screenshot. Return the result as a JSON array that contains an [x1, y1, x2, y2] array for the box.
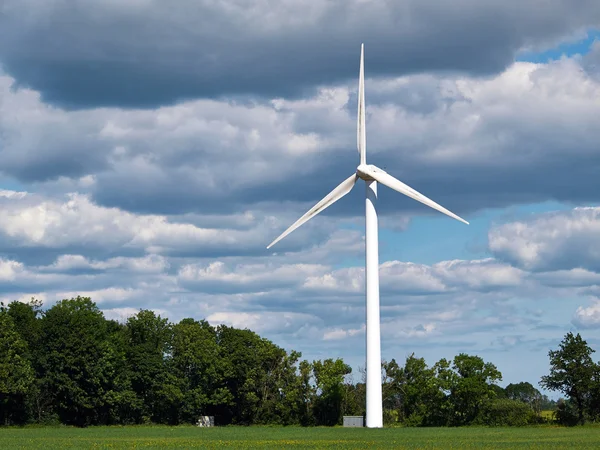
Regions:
[[0, 297, 598, 427]]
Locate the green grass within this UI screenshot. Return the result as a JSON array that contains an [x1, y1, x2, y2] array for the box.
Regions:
[[1, 425, 599, 449]]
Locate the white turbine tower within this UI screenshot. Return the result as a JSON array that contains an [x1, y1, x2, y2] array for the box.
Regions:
[[267, 44, 469, 428]]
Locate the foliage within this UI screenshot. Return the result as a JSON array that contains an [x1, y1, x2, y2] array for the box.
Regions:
[[1, 296, 598, 428], [447, 353, 502, 425], [171, 318, 231, 423], [475, 398, 534, 426], [311, 358, 351, 426], [505, 382, 542, 413], [37, 297, 117, 426], [215, 325, 306, 425], [0, 310, 34, 394], [590, 364, 600, 421], [540, 332, 598, 425], [0, 307, 35, 425], [554, 398, 580, 426], [125, 309, 177, 424], [379, 353, 503, 427]]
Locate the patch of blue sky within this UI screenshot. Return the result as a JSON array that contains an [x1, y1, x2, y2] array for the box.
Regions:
[[336, 200, 573, 268], [517, 28, 600, 63], [0, 175, 25, 192]]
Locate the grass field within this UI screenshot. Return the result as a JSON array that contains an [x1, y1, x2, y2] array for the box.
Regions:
[[1, 425, 599, 449]]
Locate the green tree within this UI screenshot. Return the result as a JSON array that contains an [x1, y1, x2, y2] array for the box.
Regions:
[[342, 379, 365, 422], [125, 309, 179, 424], [381, 359, 402, 424], [6, 298, 43, 359], [540, 332, 596, 424], [590, 364, 600, 420], [298, 360, 315, 425], [447, 353, 502, 426], [216, 325, 304, 425], [505, 382, 542, 413], [5, 299, 43, 423], [490, 384, 507, 399], [255, 348, 306, 425], [171, 318, 232, 423], [554, 398, 580, 426], [312, 358, 351, 426], [0, 308, 35, 425], [97, 320, 139, 425], [38, 297, 112, 426], [396, 354, 442, 426]]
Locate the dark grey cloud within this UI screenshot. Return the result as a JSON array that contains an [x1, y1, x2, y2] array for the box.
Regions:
[[1, 0, 600, 108]]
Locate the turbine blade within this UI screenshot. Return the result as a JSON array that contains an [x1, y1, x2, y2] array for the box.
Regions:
[[358, 165, 469, 225], [267, 174, 358, 249], [357, 43, 366, 165]]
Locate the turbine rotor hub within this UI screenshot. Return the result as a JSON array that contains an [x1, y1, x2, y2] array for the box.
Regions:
[[357, 164, 384, 181]]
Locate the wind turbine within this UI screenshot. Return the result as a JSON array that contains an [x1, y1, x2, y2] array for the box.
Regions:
[[267, 44, 469, 428]]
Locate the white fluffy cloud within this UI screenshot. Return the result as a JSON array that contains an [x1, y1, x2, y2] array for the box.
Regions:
[[302, 258, 525, 297], [573, 301, 600, 329], [0, 190, 281, 256], [45, 254, 169, 274], [178, 261, 328, 294], [206, 311, 323, 336], [489, 207, 600, 272]]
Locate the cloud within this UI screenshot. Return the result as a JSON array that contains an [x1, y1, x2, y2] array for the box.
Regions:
[[302, 258, 525, 297], [432, 259, 525, 291], [534, 268, 600, 288], [2, 1, 600, 108], [43, 254, 170, 275], [0, 190, 285, 261], [323, 324, 365, 341], [383, 321, 438, 339], [178, 261, 328, 294], [0, 257, 68, 293], [206, 311, 322, 336], [489, 207, 600, 272], [3, 56, 600, 230], [0, 75, 109, 182], [573, 301, 600, 329], [54, 287, 142, 306], [101, 307, 142, 323]]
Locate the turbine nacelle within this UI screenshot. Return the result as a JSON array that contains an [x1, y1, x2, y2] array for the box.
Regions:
[[356, 164, 381, 181]]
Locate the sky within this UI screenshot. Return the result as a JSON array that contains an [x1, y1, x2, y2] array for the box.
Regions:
[[1, 0, 600, 397]]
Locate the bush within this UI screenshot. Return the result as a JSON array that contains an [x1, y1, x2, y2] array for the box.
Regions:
[[383, 408, 400, 425], [555, 399, 580, 426], [404, 412, 425, 427], [475, 398, 533, 426]]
